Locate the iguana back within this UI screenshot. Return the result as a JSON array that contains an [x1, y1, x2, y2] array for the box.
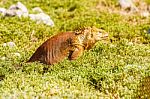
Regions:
[[27, 32, 75, 65]]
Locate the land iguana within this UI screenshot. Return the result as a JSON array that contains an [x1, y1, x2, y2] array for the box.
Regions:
[[27, 26, 108, 65]]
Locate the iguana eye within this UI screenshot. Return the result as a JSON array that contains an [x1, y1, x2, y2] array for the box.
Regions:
[[98, 31, 102, 34]]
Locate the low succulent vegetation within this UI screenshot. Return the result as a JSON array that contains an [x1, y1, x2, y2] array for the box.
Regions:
[[0, 0, 150, 98]]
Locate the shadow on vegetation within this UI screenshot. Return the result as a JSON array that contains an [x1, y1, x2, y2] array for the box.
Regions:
[[136, 76, 150, 98]]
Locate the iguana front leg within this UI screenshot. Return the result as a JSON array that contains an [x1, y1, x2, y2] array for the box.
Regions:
[[68, 45, 84, 60], [84, 39, 95, 50]]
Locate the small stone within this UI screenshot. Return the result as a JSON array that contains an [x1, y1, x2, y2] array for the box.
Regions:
[[119, 0, 132, 9], [6, 42, 16, 47], [119, 0, 138, 12], [0, 8, 6, 15], [32, 7, 43, 13], [29, 13, 54, 26], [13, 53, 21, 57], [16, 2, 28, 13], [4, 2, 29, 18], [38, 13, 54, 26]]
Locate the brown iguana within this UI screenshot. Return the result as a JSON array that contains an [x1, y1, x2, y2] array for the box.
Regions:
[[27, 26, 108, 65]]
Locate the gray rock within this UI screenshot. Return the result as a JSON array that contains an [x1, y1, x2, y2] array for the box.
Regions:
[[16, 2, 28, 13], [5, 2, 28, 17], [29, 13, 54, 26], [119, 0, 138, 12], [0, 2, 54, 26]]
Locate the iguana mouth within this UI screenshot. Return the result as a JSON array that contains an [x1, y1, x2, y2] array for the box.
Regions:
[[96, 32, 108, 40], [102, 33, 108, 40]]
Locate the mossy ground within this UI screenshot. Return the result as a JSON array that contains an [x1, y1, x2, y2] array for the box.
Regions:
[[0, 0, 150, 98]]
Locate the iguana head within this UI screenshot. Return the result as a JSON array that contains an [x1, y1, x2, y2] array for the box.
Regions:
[[75, 26, 108, 44], [89, 26, 108, 41]]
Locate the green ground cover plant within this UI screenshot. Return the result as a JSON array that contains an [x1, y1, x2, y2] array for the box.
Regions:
[[0, 0, 150, 98]]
